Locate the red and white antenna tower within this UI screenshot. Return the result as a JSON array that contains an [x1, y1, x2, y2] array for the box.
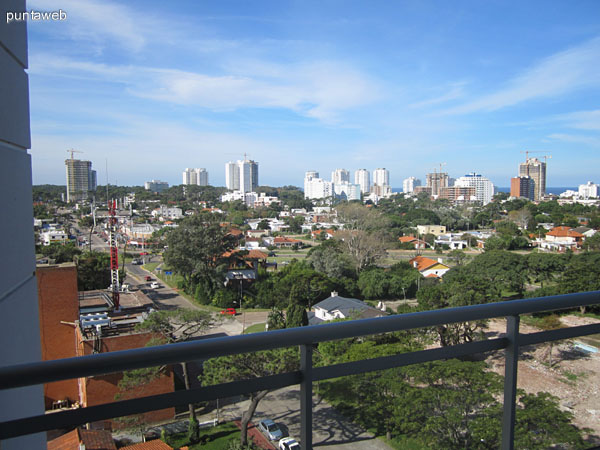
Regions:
[[108, 199, 120, 311]]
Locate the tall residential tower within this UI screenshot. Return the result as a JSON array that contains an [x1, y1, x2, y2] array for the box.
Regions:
[[65, 158, 96, 203], [518, 158, 546, 201]]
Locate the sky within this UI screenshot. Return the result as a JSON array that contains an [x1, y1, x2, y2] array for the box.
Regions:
[[26, 0, 600, 188]]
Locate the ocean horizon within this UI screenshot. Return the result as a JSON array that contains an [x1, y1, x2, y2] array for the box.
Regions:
[[391, 187, 577, 196]]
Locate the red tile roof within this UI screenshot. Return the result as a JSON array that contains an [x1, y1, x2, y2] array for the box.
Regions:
[[48, 429, 117, 450], [273, 237, 301, 243], [409, 255, 447, 272], [223, 249, 268, 259], [546, 226, 584, 238], [120, 440, 175, 450]]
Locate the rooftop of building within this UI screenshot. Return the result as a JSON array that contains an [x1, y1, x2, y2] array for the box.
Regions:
[[78, 290, 154, 340]]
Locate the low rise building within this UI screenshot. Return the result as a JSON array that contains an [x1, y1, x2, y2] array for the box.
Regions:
[[309, 292, 387, 324], [540, 226, 584, 251], [409, 256, 450, 278], [416, 225, 447, 236]]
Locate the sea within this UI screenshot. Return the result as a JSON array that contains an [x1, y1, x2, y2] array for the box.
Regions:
[[392, 187, 577, 196]]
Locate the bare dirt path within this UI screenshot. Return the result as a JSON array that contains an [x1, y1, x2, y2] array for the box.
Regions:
[[485, 316, 600, 444]]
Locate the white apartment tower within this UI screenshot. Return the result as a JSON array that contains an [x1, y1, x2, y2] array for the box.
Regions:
[[304, 171, 333, 199], [454, 173, 495, 205], [331, 168, 350, 185], [373, 168, 389, 187], [225, 158, 259, 193], [354, 169, 370, 194], [579, 181, 598, 199], [188, 168, 208, 186], [183, 168, 209, 186], [65, 158, 96, 203], [403, 177, 421, 193]]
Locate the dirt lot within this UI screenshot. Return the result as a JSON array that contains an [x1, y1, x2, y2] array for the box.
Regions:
[[485, 316, 600, 445]]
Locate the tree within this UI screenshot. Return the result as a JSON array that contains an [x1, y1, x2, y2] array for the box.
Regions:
[[526, 252, 565, 288], [136, 309, 215, 441], [40, 242, 81, 263], [469, 250, 528, 297], [447, 249, 466, 266], [335, 203, 390, 274], [508, 208, 533, 229], [202, 348, 299, 446], [582, 232, 600, 251], [76, 251, 112, 290], [307, 239, 354, 279], [286, 303, 308, 328], [163, 214, 237, 298]]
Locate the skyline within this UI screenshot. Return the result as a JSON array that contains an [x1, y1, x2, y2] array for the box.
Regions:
[[27, 0, 600, 188]]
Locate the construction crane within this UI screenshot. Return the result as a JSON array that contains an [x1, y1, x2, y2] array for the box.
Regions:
[[66, 148, 83, 159], [108, 199, 120, 311], [520, 150, 551, 163]]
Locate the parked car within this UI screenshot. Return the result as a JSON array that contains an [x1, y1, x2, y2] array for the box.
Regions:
[[145, 276, 152, 282], [279, 437, 300, 450], [131, 259, 141, 265], [220, 308, 237, 316], [150, 282, 160, 289], [258, 419, 283, 441]]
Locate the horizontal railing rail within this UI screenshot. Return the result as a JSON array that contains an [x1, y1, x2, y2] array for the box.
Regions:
[[1, 290, 599, 449]]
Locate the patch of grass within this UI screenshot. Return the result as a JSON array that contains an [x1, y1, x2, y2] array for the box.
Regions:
[[143, 262, 160, 272], [385, 435, 430, 450], [243, 323, 266, 334], [163, 422, 239, 449]]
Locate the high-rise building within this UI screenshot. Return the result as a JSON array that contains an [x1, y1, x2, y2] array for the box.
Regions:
[[373, 168, 389, 187], [354, 169, 370, 194], [334, 182, 361, 201], [454, 173, 494, 205], [426, 171, 449, 197], [439, 186, 477, 204], [183, 168, 209, 186], [510, 176, 534, 200], [225, 161, 239, 190], [304, 171, 333, 199], [65, 158, 96, 203], [519, 158, 546, 202], [579, 181, 598, 199], [403, 177, 421, 193], [225, 158, 259, 193], [331, 168, 350, 185]]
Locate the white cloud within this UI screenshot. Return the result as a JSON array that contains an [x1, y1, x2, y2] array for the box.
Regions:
[[409, 82, 467, 109], [29, 0, 148, 52], [443, 37, 600, 114], [29, 54, 379, 122], [555, 110, 600, 131], [546, 133, 600, 146]]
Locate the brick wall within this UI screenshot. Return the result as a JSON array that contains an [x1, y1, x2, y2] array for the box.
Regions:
[[37, 264, 80, 409], [76, 327, 175, 426]]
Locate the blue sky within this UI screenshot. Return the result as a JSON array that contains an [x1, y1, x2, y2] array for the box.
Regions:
[[26, 0, 600, 188]]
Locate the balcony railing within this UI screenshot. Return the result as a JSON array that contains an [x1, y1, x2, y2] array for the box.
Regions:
[[1, 290, 600, 449]]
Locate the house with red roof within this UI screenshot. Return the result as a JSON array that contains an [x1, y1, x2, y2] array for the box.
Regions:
[[540, 226, 584, 251], [398, 236, 427, 249], [409, 255, 450, 278], [223, 249, 268, 281], [47, 428, 117, 450], [272, 236, 302, 248]]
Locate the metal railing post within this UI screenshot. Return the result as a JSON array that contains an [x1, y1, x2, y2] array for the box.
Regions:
[[501, 315, 520, 450], [300, 344, 313, 449]]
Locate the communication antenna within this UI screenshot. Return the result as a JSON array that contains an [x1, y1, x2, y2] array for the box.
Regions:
[[108, 199, 120, 311]]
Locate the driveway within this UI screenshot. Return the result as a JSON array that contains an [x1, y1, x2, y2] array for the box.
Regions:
[[214, 386, 392, 449]]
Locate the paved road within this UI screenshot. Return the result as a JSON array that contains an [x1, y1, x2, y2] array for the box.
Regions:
[[210, 386, 392, 449]]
